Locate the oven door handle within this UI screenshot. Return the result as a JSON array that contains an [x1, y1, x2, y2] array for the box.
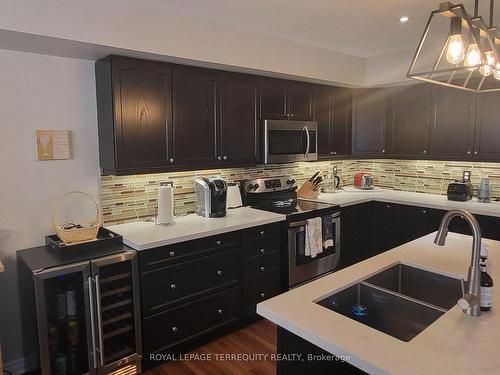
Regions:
[[303, 126, 310, 158], [289, 220, 308, 228]]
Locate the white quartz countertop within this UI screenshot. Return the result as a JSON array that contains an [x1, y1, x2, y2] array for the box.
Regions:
[[257, 233, 500, 375], [106, 206, 285, 250], [315, 188, 500, 217]]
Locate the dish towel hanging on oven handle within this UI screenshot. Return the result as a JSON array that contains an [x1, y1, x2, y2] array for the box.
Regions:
[[305, 217, 323, 258], [322, 214, 334, 251]]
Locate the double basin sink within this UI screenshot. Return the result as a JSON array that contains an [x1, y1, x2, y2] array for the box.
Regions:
[[316, 263, 464, 342]]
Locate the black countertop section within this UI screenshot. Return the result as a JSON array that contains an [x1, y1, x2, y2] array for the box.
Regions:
[[17, 243, 133, 273]]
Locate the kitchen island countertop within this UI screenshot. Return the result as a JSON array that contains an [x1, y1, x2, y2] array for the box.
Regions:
[[106, 206, 286, 250], [257, 232, 500, 375]]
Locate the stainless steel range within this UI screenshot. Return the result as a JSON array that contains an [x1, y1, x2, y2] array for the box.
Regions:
[[242, 176, 341, 288]]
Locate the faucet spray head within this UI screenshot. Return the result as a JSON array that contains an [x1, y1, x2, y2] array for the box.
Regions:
[[434, 226, 448, 246]]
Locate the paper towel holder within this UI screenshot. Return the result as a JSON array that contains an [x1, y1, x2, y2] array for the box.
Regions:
[[156, 181, 175, 225]]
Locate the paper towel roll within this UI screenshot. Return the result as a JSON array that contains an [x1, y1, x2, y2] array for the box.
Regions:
[[157, 183, 174, 224]]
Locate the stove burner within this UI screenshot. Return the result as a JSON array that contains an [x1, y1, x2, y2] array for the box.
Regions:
[[272, 199, 295, 208]]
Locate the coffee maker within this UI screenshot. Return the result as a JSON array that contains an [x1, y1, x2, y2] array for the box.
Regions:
[[194, 177, 228, 218]]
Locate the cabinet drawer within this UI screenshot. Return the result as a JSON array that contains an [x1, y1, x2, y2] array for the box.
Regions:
[[143, 286, 241, 355], [243, 254, 280, 281], [243, 237, 281, 263], [243, 275, 281, 317], [141, 249, 241, 315], [241, 223, 281, 243], [139, 231, 240, 272]]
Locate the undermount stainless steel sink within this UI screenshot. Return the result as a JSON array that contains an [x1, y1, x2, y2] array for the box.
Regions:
[[316, 263, 465, 342]]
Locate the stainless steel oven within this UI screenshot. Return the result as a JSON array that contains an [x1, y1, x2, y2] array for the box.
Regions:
[[263, 120, 318, 164], [288, 212, 341, 287]]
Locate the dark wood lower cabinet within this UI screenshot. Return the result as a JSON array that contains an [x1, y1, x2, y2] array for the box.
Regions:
[[139, 223, 283, 371], [277, 327, 367, 375]]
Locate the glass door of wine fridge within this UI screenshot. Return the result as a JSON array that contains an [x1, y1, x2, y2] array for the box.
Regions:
[[91, 251, 142, 375], [34, 261, 96, 375]]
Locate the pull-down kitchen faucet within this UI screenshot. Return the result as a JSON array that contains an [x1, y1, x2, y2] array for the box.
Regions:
[[434, 209, 482, 317]]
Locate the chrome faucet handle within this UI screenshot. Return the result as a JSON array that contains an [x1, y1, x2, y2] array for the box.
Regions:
[[457, 293, 479, 312]]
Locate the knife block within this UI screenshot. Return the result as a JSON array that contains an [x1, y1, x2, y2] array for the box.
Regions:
[[298, 181, 319, 199]]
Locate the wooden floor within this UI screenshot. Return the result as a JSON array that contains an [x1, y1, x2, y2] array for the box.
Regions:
[[144, 319, 277, 375]]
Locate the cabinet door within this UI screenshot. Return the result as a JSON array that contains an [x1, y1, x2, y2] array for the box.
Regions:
[[372, 202, 400, 254], [331, 87, 352, 156], [474, 91, 500, 161], [386, 84, 431, 158], [429, 85, 475, 160], [219, 72, 259, 166], [339, 203, 373, 268], [287, 82, 314, 121], [111, 57, 172, 171], [260, 78, 288, 119], [172, 65, 218, 167], [314, 86, 334, 159], [352, 88, 388, 156]]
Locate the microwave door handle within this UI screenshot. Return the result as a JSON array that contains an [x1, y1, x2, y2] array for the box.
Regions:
[[303, 126, 310, 158]]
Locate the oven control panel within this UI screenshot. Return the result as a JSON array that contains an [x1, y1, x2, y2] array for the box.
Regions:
[[243, 177, 297, 194]]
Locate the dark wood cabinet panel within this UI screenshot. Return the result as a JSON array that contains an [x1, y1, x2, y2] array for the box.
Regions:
[[352, 88, 388, 156], [474, 91, 500, 161], [339, 203, 373, 269], [260, 78, 288, 119], [386, 84, 431, 158], [96, 56, 173, 174], [429, 85, 475, 160], [331, 87, 352, 156], [287, 82, 314, 121], [314, 86, 334, 159], [172, 65, 219, 167], [219, 72, 259, 166]]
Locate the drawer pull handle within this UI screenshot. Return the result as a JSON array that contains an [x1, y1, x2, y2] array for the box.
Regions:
[[217, 270, 223, 276], [260, 230, 265, 237], [260, 248, 265, 254], [171, 326, 178, 333], [260, 266, 265, 272], [217, 309, 224, 315], [216, 240, 222, 246], [169, 251, 175, 257], [170, 284, 176, 290], [260, 292, 266, 298]]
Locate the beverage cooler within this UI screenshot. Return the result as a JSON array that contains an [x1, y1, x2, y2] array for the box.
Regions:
[[18, 248, 142, 375]]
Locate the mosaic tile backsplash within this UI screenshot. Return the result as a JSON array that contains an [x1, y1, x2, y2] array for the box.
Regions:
[[101, 159, 500, 225]]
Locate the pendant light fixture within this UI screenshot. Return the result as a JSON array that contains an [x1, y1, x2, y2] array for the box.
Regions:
[[408, 0, 500, 92]]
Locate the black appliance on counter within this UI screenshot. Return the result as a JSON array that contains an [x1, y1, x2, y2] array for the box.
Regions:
[[194, 177, 228, 218], [242, 176, 341, 288], [447, 181, 474, 201], [17, 244, 142, 375]]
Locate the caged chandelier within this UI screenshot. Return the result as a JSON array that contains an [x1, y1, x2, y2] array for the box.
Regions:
[[408, 0, 500, 92]]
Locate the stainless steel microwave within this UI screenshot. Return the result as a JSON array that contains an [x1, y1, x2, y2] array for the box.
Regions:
[[262, 120, 318, 164]]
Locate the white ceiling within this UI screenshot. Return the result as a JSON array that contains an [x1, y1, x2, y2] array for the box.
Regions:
[[141, 0, 500, 58]]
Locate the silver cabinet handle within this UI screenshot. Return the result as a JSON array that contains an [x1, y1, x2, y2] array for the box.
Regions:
[[172, 326, 178, 333], [217, 270, 223, 276], [333, 151, 337, 155], [474, 151, 478, 155], [216, 240, 222, 246], [217, 309, 224, 315], [290, 114, 295, 118], [170, 284, 176, 290], [422, 150, 427, 154], [260, 230, 265, 237], [223, 156, 228, 160], [260, 292, 266, 298], [422, 209, 427, 214], [329, 151, 334, 155], [217, 156, 222, 160], [260, 266, 265, 272], [88, 277, 97, 370], [467, 151, 472, 155], [169, 158, 174, 163], [95, 275, 104, 366], [382, 149, 386, 153], [259, 248, 265, 254], [169, 251, 175, 257], [303, 126, 310, 158]]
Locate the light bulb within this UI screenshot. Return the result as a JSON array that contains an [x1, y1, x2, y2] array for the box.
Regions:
[[480, 51, 496, 76], [446, 34, 465, 64], [465, 43, 482, 70], [494, 63, 500, 80]]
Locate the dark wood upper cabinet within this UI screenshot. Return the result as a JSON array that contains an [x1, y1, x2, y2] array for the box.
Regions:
[[386, 84, 431, 158], [352, 88, 388, 157], [314, 86, 352, 159], [287, 82, 314, 121], [219, 72, 259, 166], [429, 85, 475, 160], [95, 56, 173, 175], [260, 78, 288, 119], [474, 91, 500, 161], [172, 65, 219, 168]]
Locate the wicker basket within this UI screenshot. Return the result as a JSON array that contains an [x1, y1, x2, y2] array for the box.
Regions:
[[53, 191, 101, 244]]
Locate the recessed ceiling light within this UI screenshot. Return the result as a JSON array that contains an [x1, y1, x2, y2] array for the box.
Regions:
[[399, 16, 410, 23]]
